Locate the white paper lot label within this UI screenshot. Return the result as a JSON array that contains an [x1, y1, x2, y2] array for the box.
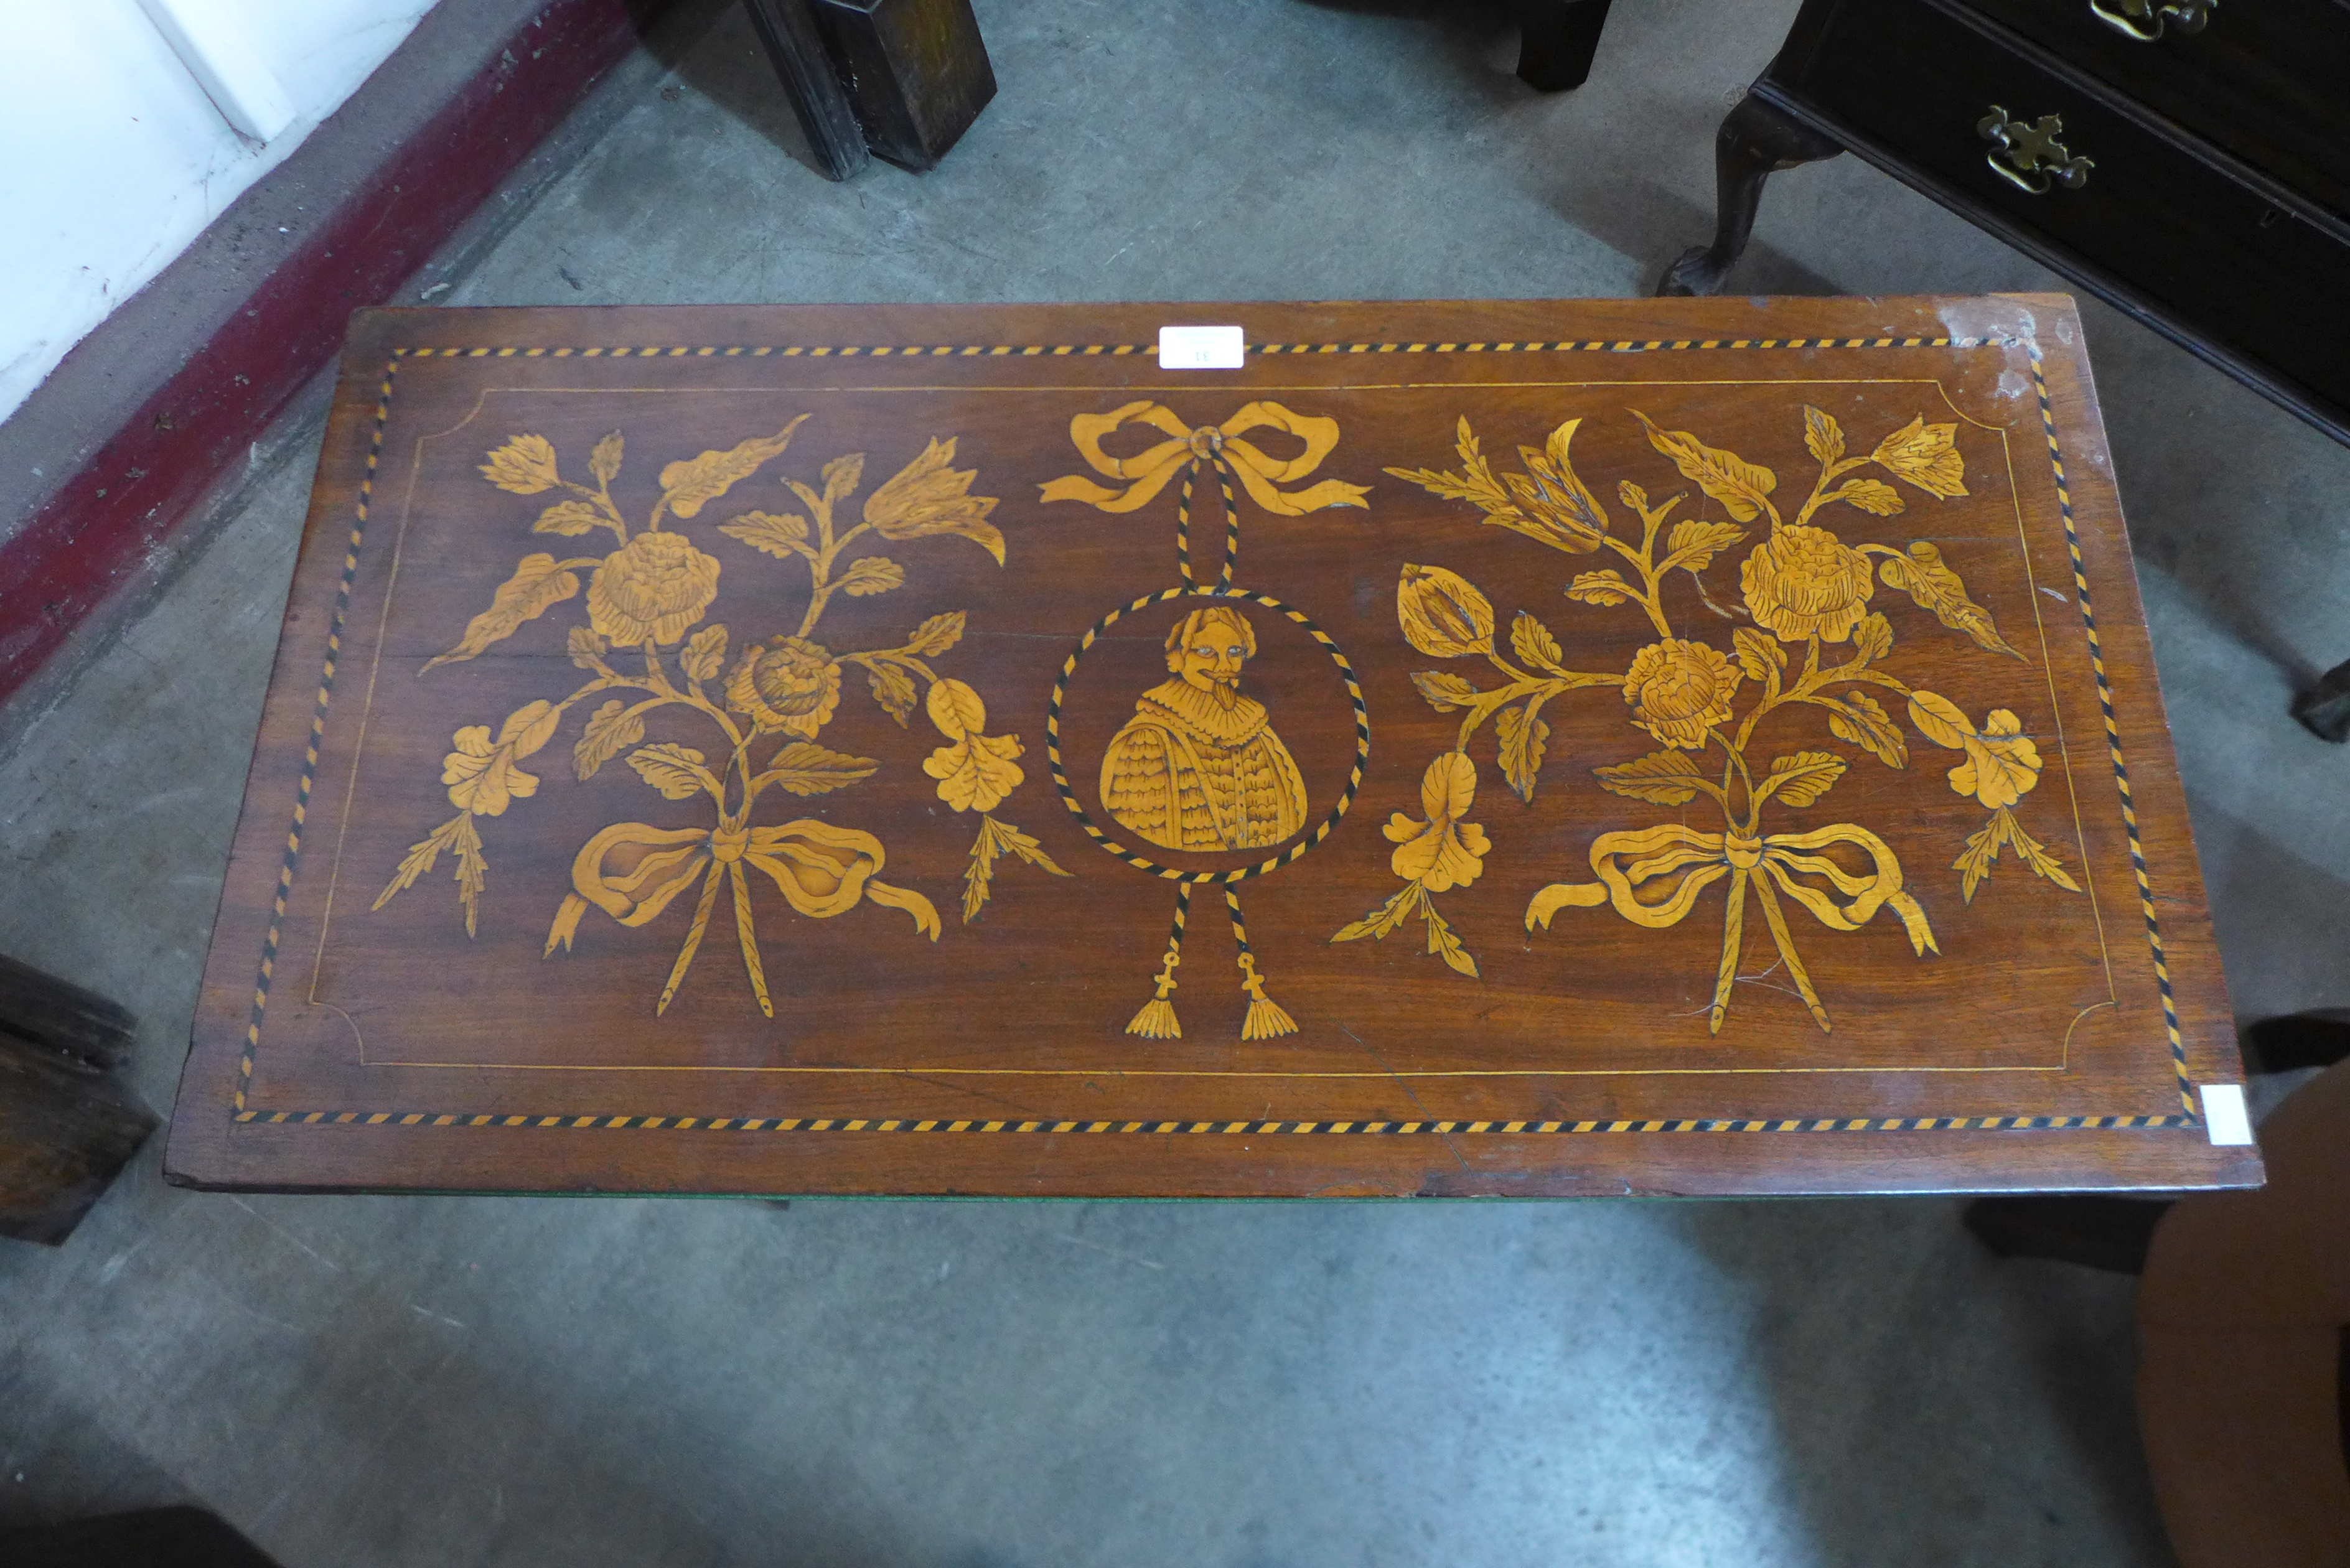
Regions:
[[1158, 325, 1245, 370], [2199, 1083, 2254, 1146]]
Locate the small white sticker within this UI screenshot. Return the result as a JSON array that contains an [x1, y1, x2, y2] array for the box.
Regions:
[[2199, 1083, 2254, 1146], [1159, 325, 1245, 370]]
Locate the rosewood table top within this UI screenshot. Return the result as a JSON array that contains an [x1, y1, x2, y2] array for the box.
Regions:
[[166, 296, 2259, 1197]]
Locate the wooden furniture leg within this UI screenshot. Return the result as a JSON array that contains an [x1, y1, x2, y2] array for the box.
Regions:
[[741, 0, 870, 182], [2290, 656, 2350, 742], [0, 954, 152, 1245], [1505, 0, 1614, 93], [812, 0, 996, 172], [1657, 91, 1843, 297]]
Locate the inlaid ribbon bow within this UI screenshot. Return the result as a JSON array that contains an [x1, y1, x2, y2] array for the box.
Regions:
[[1038, 401, 1372, 516], [546, 818, 939, 1015], [1527, 822, 1937, 1035]]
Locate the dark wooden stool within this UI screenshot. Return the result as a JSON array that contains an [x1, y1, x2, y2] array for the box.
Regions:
[[1, 954, 152, 1246]]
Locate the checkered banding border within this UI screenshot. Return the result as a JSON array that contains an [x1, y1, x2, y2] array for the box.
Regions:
[[393, 336, 2009, 360], [1044, 586, 1370, 883], [229, 334, 2199, 1134], [235, 357, 398, 1111], [2027, 348, 2195, 1118], [233, 1109, 2191, 1133]]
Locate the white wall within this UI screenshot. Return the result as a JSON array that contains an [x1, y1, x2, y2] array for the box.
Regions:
[[0, 0, 438, 426]]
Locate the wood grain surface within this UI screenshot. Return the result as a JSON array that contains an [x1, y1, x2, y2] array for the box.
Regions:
[[164, 296, 2259, 1197]]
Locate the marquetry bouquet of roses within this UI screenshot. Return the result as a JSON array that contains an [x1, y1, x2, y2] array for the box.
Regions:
[[1334, 403, 2080, 1034], [372, 417, 1065, 1017]]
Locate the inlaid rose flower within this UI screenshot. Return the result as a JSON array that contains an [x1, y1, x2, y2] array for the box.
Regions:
[[585, 529, 721, 647], [1621, 637, 1740, 750], [726, 635, 841, 737], [1738, 525, 1875, 643]]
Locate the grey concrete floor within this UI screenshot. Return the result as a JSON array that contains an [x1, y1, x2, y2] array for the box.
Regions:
[[5, 0, 2347, 1562]]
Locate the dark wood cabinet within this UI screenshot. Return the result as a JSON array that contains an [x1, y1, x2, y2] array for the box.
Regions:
[[1663, 0, 2350, 450]]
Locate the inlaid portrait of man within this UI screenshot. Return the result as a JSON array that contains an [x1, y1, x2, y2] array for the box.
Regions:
[[1100, 606, 1309, 852]]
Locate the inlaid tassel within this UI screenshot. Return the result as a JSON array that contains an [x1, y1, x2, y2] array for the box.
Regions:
[[1227, 890, 1298, 1040], [1237, 955, 1296, 1041], [1126, 885, 1190, 1038]]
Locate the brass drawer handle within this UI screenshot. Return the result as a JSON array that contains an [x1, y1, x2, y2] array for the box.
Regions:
[[2089, 0, 2216, 42], [1978, 106, 2094, 194]]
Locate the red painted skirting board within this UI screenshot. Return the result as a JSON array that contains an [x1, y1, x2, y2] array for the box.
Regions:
[[0, 0, 674, 709]]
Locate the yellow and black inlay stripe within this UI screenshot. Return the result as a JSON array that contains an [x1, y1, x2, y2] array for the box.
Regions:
[[390, 337, 2012, 360], [2028, 348, 2194, 1119], [230, 1109, 2196, 1132]]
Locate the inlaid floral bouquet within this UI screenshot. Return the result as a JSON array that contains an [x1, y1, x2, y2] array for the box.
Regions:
[[372, 418, 1065, 1016], [1333, 404, 2079, 1034]]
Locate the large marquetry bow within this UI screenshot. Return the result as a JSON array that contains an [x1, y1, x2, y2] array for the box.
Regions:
[[1527, 822, 1937, 1034], [546, 817, 939, 1015], [1038, 401, 1370, 516]]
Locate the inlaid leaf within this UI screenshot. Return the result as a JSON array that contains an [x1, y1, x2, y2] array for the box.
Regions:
[[1826, 690, 1908, 768], [1953, 813, 2006, 904], [837, 556, 905, 597], [497, 699, 561, 758], [1424, 902, 1480, 979], [1566, 569, 1633, 606], [1803, 406, 1845, 467], [422, 553, 580, 671], [1663, 518, 1745, 574], [718, 510, 810, 558], [1760, 750, 1846, 808], [2008, 812, 2082, 893], [681, 624, 729, 683], [927, 677, 987, 740], [373, 814, 464, 909], [996, 819, 1069, 876], [589, 430, 624, 485], [1411, 670, 1480, 712], [451, 814, 488, 938], [626, 744, 712, 801], [1617, 480, 1650, 511], [1510, 611, 1568, 676], [1904, 689, 1973, 749], [1496, 701, 1552, 803], [1732, 627, 1786, 683], [657, 416, 808, 518], [480, 434, 559, 495], [1878, 541, 2021, 659], [1827, 478, 1904, 516], [761, 741, 879, 796], [1331, 884, 1420, 945], [533, 499, 605, 536], [1593, 749, 1705, 806], [574, 699, 645, 780], [866, 661, 917, 726], [822, 452, 865, 503], [904, 611, 966, 657], [568, 625, 609, 672], [1632, 410, 1777, 523]]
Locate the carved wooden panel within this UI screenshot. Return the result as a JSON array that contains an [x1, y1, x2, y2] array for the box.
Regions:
[[166, 297, 2257, 1196]]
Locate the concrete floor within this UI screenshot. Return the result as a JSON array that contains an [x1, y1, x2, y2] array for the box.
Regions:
[[5, 1, 2347, 1562]]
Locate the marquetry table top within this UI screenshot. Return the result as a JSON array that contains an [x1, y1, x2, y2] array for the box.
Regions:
[[167, 296, 2258, 1197]]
